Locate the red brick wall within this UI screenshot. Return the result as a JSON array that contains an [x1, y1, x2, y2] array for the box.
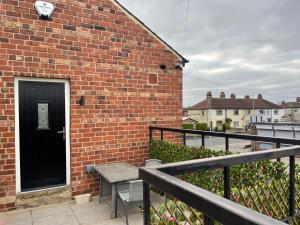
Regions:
[[0, 0, 183, 210]]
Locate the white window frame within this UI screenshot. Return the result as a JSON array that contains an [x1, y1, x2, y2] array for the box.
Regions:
[[216, 110, 223, 116]]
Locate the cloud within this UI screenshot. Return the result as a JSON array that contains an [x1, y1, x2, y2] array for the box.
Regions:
[[118, 0, 300, 107], [189, 52, 221, 62]]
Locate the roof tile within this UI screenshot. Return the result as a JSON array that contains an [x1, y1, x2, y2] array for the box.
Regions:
[[189, 98, 281, 110]]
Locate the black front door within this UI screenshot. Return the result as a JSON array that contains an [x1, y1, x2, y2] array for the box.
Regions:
[[19, 81, 66, 191]]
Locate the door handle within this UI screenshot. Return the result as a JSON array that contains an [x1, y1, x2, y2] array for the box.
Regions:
[[57, 126, 66, 140]]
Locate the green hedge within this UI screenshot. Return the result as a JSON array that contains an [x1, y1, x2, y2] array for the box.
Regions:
[[150, 140, 287, 193], [195, 123, 208, 131], [182, 124, 193, 130], [182, 123, 208, 130]]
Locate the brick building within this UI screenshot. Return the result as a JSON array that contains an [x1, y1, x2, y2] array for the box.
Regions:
[[0, 0, 187, 211]]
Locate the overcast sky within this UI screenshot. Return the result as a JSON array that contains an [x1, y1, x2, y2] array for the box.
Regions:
[[118, 0, 300, 107]]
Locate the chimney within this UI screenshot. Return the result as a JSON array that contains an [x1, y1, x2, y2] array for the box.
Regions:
[[207, 91, 212, 99], [258, 94, 263, 100], [245, 95, 250, 100], [281, 100, 286, 106], [230, 93, 236, 99], [220, 92, 225, 99], [297, 97, 300, 103]]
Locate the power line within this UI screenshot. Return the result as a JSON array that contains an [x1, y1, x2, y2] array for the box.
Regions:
[[182, 0, 190, 54]]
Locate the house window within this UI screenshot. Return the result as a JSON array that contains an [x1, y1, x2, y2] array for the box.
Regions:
[[246, 110, 251, 115], [202, 111, 205, 116], [274, 110, 278, 115], [295, 109, 298, 113], [234, 110, 239, 115], [216, 110, 223, 116], [233, 121, 239, 127], [37, 103, 49, 129], [259, 109, 264, 114]]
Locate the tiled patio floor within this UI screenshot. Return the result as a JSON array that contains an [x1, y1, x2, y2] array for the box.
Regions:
[[0, 193, 164, 225]]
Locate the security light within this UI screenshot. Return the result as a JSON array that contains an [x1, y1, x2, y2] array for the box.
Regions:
[[34, 1, 55, 20]]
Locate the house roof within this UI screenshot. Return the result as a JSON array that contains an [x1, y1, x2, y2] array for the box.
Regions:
[[282, 102, 300, 108], [183, 117, 197, 123], [112, 0, 188, 65], [189, 98, 281, 110]]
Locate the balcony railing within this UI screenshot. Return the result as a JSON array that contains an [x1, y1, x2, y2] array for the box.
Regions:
[[139, 126, 300, 225]]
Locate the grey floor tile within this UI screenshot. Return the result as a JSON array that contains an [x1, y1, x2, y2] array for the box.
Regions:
[[88, 218, 125, 225], [0, 211, 32, 225], [32, 204, 72, 219], [73, 204, 112, 225], [117, 206, 142, 217], [122, 213, 143, 225], [70, 200, 102, 211], [32, 212, 79, 225]]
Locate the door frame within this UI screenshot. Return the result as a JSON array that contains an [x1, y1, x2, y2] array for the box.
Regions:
[[14, 77, 71, 193]]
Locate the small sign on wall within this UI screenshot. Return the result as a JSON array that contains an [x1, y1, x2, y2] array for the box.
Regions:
[[34, 1, 55, 19]]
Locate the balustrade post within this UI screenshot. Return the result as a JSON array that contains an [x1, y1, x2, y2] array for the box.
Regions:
[[143, 182, 150, 225], [224, 167, 231, 199], [289, 156, 295, 219], [225, 137, 229, 153], [204, 215, 214, 225], [276, 142, 281, 162]]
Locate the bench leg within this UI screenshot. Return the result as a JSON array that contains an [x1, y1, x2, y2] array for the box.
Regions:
[[124, 202, 129, 225], [99, 176, 102, 203], [111, 183, 117, 219]]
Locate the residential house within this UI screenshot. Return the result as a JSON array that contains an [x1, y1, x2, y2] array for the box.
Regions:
[[188, 92, 283, 130], [0, 0, 187, 211], [281, 97, 300, 122], [183, 117, 197, 125]]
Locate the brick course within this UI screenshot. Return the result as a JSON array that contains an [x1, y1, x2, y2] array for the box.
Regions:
[[0, 0, 183, 211]]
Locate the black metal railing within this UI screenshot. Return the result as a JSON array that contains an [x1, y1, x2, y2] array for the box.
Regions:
[[139, 126, 300, 225]]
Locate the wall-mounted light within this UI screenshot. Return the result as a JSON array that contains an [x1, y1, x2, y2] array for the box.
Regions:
[[175, 63, 183, 70], [79, 96, 85, 106]]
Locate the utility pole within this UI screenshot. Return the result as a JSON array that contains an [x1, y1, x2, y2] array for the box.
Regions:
[[209, 97, 212, 132], [252, 94, 255, 123]]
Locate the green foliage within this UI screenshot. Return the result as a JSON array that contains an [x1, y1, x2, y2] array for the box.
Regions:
[[149, 140, 299, 223], [225, 118, 232, 125], [150, 140, 287, 193], [150, 140, 227, 164], [222, 123, 230, 132], [151, 199, 203, 225], [214, 127, 220, 132], [195, 123, 208, 131], [182, 123, 208, 131], [182, 124, 193, 130]]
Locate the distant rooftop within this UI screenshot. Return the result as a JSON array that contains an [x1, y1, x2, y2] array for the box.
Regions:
[[281, 97, 300, 108], [189, 92, 281, 110]]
